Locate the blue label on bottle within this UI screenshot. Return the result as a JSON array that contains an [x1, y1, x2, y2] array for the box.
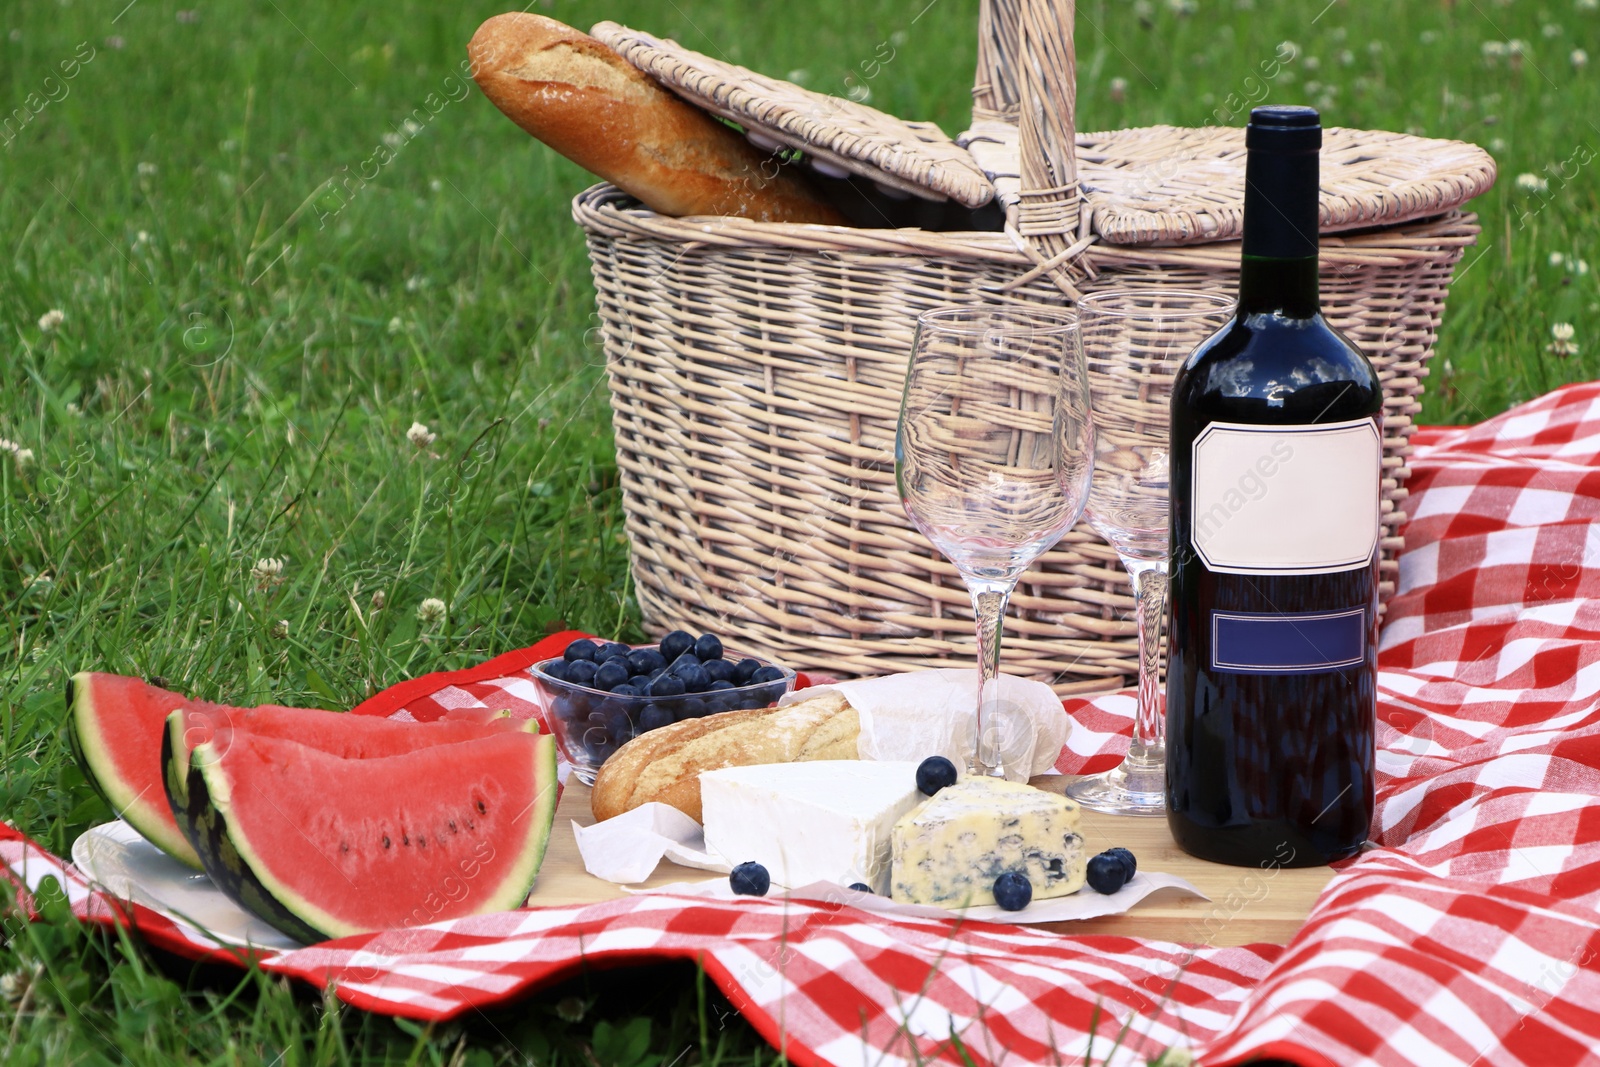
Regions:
[[1210, 607, 1367, 674]]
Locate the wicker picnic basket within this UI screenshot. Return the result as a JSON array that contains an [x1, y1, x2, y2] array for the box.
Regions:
[[574, 0, 1495, 694]]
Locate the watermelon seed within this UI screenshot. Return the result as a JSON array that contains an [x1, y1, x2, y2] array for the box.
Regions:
[[475, 800, 487, 814], [447, 820, 457, 834], [402, 833, 410, 846], [381, 835, 391, 849], [417, 836, 425, 847]]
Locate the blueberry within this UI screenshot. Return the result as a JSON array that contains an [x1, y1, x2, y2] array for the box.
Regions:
[[552, 693, 585, 723], [729, 861, 770, 896], [628, 648, 666, 676], [541, 659, 570, 683], [675, 696, 706, 720], [598, 641, 632, 662], [1085, 853, 1129, 895], [705, 696, 734, 715], [677, 664, 711, 693], [659, 630, 695, 662], [1104, 847, 1137, 881], [732, 658, 762, 684], [735, 693, 768, 711], [566, 659, 598, 687], [611, 684, 640, 698], [847, 882, 873, 894], [992, 871, 1032, 911], [694, 634, 724, 661], [648, 673, 686, 699], [704, 658, 736, 684], [638, 704, 674, 732], [750, 665, 786, 685], [594, 659, 631, 691], [669, 652, 703, 677], [563, 638, 599, 663], [708, 679, 735, 692], [627, 675, 653, 690], [916, 756, 958, 797]]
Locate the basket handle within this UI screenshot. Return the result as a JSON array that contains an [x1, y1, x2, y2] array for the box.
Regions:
[[976, 0, 1083, 289]]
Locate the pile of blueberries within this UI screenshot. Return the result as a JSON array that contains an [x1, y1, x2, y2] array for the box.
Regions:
[[538, 631, 791, 761]]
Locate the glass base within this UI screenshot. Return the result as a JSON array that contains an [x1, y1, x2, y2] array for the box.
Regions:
[[1066, 748, 1166, 817]]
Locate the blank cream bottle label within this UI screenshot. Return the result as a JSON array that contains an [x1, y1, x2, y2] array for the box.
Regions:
[[1189, 417, 1381, 575]]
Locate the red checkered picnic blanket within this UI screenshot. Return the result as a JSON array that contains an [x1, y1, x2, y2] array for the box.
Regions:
[[6, 382, 1600, 1066]]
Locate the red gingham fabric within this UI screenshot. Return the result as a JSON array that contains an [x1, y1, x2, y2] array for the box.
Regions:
[[7, 382, 1600, 1066]]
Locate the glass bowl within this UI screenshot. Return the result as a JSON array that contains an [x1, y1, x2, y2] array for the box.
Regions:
[[527, 645, 797, 784]]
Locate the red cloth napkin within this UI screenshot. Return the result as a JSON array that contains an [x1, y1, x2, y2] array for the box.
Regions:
[[6, 382, 1600, 1066]]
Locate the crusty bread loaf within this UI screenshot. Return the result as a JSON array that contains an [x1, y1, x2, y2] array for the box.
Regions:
[[468, 14, 846, 225], [590, 690, 859, 822]]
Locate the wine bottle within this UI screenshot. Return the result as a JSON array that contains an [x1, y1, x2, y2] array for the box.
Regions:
[[1165, 106, 1380, 868]]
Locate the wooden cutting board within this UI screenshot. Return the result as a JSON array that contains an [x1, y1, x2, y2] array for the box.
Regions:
[[532, 776, 1338, 947]]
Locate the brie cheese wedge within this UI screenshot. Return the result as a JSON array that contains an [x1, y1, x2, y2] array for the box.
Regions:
[[700, 760, 921, 894]]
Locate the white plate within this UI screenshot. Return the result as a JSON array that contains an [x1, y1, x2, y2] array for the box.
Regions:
[[71, 821, 302, 951]]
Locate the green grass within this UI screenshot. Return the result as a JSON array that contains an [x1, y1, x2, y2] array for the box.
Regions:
[[1, 0, 1596, 1062]]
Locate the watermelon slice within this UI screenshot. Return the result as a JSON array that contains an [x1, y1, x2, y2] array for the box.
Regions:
[[177, 729, 558, 943], [67, 672, 530, 870]]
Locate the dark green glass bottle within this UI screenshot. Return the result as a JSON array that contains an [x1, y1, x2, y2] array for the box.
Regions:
[[1166, 106, 1380, 868]]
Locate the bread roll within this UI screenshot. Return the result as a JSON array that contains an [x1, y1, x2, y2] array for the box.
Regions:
[[468, 14, 846, 225], [590, 690, 859, 822]]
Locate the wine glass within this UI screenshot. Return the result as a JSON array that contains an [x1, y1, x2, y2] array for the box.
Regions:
[[896, 306, 1094, 776], [1066, 289, 1236, 816]]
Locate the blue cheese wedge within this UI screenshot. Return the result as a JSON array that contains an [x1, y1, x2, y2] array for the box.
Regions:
[[700, 761, 922, 895], [891, 777, 1087, 907]]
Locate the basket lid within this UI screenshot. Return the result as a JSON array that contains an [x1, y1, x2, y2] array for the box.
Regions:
[[591, 21, 996, 209], [962, 120, 1497, 246]]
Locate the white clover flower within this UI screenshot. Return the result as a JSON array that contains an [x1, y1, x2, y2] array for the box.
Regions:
[[381, 131, 405, 150], [0, 437, 17, 455], [1544, 23, 1565, 37], [1574, 48, 1590, 67], [1167, 0, 1198, 14], [250, 556, 286, 590], [402, 119, 422, 137], [65, 401, 81, 416], [429, 178, 442, 192], [1482, 40, 1508, 58], [404, 275, 429, 293], [14, 448, 32, 469], [1419, 30, 1439, 45], [1303, 55, 1322, 70], [1109, 76, 1129, 103], [785, 68, 811, 86], [1548, 322, 1579, 356], [37, 308, 64, 332], [1489, 137, 1509, 153], [137, 161, 157, 177], [0, 970, 27, 1003], [1580, 0, 1598, 11], [1339, 49, 1355, 65], [406, 421, 435, 449], [1515, 172, 1550, 193], [1578, 259, 1590, 275], [416, 597, 447, 625], [271, 619, 289, 639], [1551, 251, 1567, 266], [387, 316, 405, 335]]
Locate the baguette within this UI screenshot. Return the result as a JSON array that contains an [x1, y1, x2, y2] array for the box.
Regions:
[[468, 14, 846, 225], [590, 690, 859, 822]]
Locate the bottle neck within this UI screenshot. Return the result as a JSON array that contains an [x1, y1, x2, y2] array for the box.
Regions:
[[1238, 255, 1320, 318], [1238, 137, 1320, 319]]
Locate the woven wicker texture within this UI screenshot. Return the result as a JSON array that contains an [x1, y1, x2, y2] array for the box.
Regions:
[[962, 120, 1498, 246], [574, 184, 1478, 692], [590, 21, 995, 208]]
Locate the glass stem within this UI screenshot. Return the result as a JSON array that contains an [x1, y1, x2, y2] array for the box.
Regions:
[[1125, 559, 1169, 767], [969, 581, 1014, 777]]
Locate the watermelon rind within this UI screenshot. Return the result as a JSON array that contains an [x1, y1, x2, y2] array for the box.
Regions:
[[68, 672, 204, 869], [186, 731, 560, 943]]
